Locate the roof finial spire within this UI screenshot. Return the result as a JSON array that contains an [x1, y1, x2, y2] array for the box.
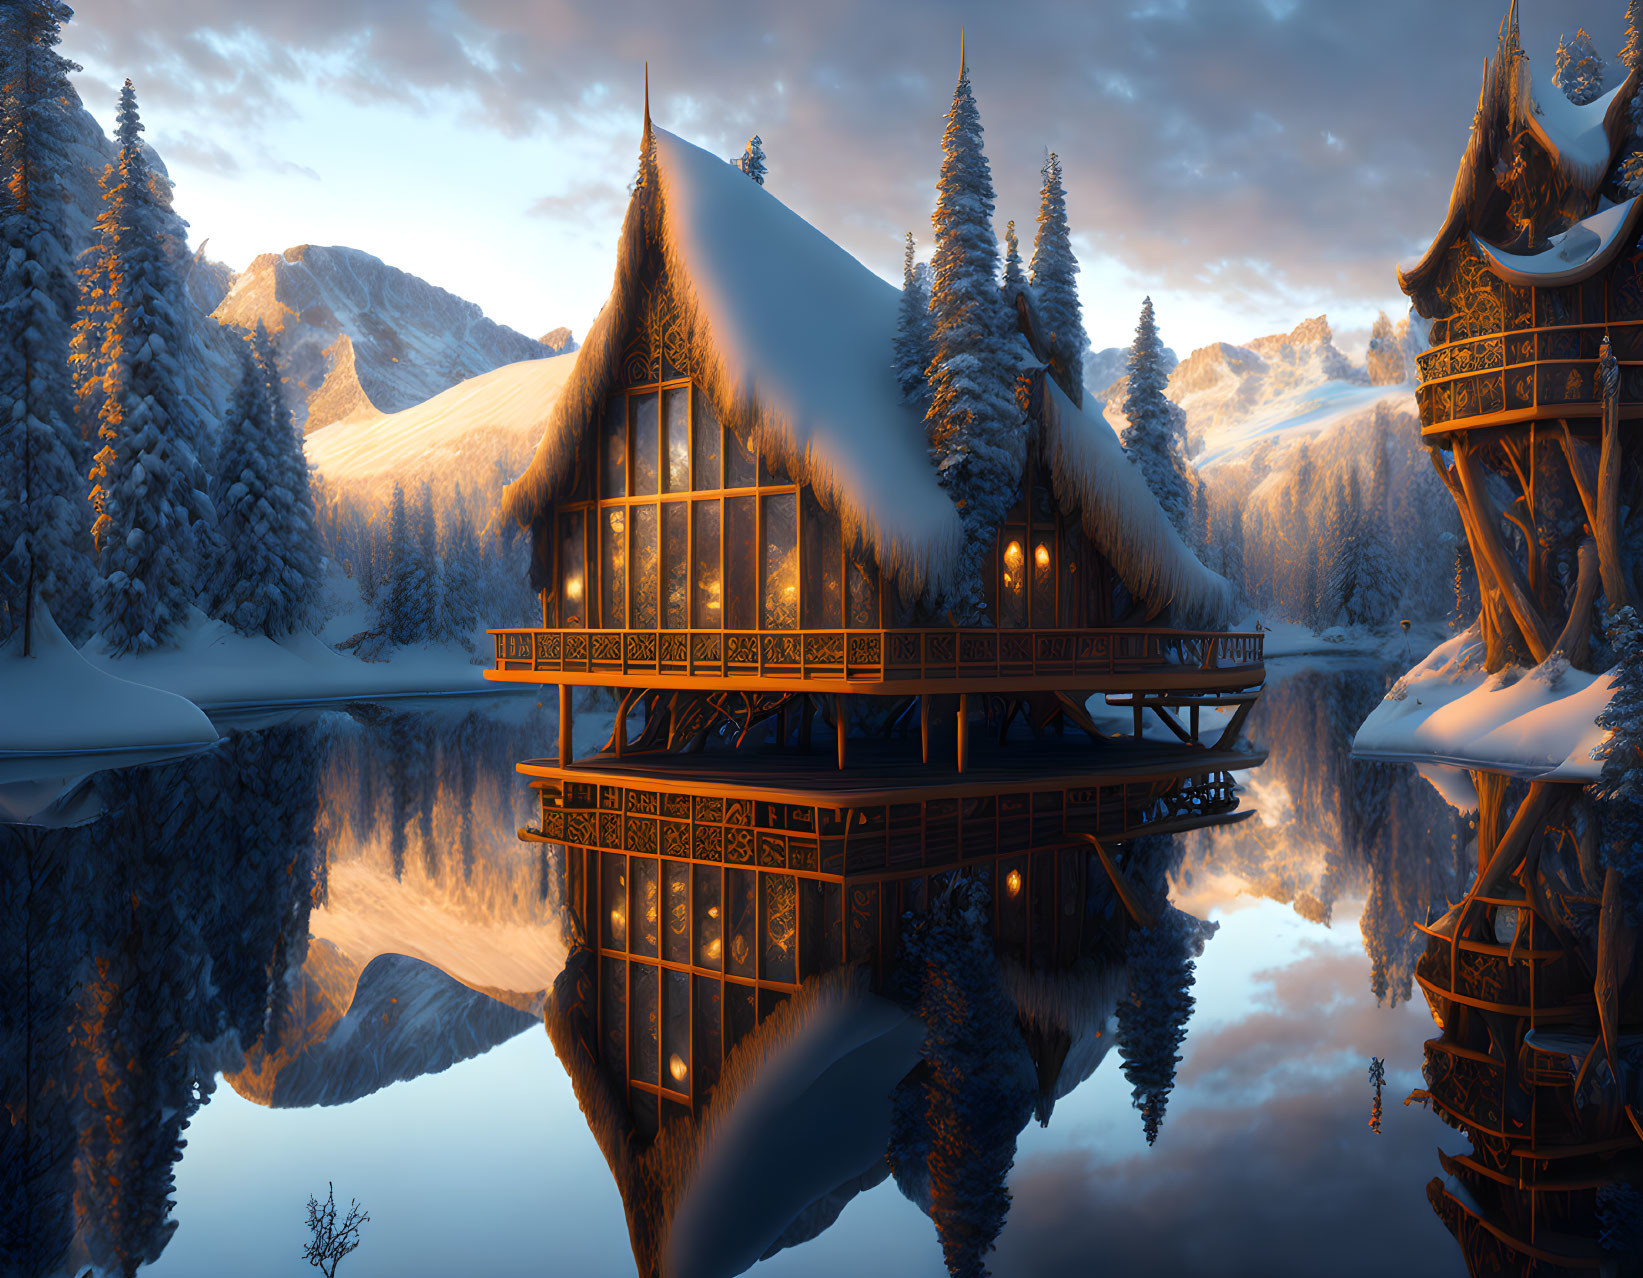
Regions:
[[644, 61, 651, 136], [959, 28, 966, 80]]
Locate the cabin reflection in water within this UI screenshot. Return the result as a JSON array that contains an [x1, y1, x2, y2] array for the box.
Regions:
[[529, 747, 1255, 1278]]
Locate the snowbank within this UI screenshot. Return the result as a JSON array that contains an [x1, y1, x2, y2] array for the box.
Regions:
[[0, 604, 218, 756], [1528, 69, 1628, 188], [81, 607, 518, 711], [1351, 629, 1614, 780]]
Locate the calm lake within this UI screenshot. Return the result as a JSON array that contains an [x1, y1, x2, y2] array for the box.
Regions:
[[1, 659, 1475, 1278]]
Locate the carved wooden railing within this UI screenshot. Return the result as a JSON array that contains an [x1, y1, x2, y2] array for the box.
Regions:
[[487, 626, 1264, 684], [1415, 318, 1643, 434]]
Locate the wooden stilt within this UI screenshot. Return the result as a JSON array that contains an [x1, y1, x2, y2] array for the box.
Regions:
[[615, 691, 629, 758], [835, 693, 848, 770], [920, 695, 931, 764], [956, 693, 969, 774], [558, 682, 573, 766]]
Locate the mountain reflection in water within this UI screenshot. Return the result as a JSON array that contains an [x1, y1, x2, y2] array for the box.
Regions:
[[0, 667, 1492, 1277]]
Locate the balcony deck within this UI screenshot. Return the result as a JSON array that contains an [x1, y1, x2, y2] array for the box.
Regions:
[[485, 625, 1265, 695], [516, 734, 1265, 808]]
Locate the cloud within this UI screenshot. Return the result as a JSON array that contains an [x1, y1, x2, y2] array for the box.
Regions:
[[63, 0, 1629, 338], [527, 177, 629, 223], [992, 939, 1456, 1276]]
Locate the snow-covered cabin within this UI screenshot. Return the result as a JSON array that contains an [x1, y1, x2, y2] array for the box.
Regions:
[[490, 109, 1253, 735]]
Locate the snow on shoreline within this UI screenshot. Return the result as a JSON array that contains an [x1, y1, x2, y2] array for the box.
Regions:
[[1351, 628, 1614, 781], [80, 607, 530, 713], [0, 604, 218, 757]]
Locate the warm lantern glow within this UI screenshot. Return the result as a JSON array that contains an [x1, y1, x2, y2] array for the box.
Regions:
[[707, 905, 719, 919], [1003, 540, 1024, 593], [609, 907, 626, 937], [669, 1053, 688, 1083], [1033, 543, 1049, 569], [1005, 868, 1022, 897], [705, 937, 721, 960], [565, 574, 583, 602]]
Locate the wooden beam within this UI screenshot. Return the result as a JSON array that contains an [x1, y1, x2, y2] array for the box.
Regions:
[[835, 693, 848, 770], [558, 682, 573, 766], [1452, 438, 1553, 662], [1551, 539, 1601, 666], [1078, 835, 1155, 929], [956, 693, 969, 774], [920, 694, 931, 764], [1597, 343, 1637, 615]]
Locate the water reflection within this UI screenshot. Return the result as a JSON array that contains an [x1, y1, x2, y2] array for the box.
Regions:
[[2, 668, 1629, 1277]]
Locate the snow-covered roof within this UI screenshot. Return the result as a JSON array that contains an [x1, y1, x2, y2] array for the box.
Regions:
[[1470, 196, 1643, 287], [498, 124, 1230, 621], [1044, 379, 1234, 624], [1398, 26, 1640, 300]]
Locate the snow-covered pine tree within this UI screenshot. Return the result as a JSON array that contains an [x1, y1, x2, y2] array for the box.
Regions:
[[1623, 2, 1643, 194], [924, 47, 1024, 624], [1556, 28, 1605, 105], [416, 480, 441, 640], [735, 135, 766, 186], [252, 321, 321, 631], [1331, 469, 1366, 627], [375, 481, 423, 645], [1353, 422, 1398, 627], [893, 231, 934, 407], [1315, 476, 1348, 628], [1120, 297, 1192, 535], [207, 343, 288, 636], [0, 0, 95, 649], [1000, 218, 1024, 301], [85, 81, 213, 654], [1029, 151, 1083, 404], [1592, 606, 1643, 922], [1115, 904, 1198, 1146]]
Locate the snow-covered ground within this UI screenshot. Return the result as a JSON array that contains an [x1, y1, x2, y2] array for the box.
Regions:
[[1233, 614, 1451, 662], [1352, 628, 1615, 780], [0, 604, 218, 757], [80, 607, 508, 712]]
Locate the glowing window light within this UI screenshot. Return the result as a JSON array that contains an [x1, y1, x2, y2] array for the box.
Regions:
[[705, 937, 722, 960], [1033, 543, 1050, 569], [669, 1054, 688, 1083], [1005, 868, 1022, 897], [565, 574, 584, 602]]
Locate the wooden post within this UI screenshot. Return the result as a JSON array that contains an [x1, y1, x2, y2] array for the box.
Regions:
[[1596, 337, 1636, 615], [920, 694, 931, 764], [956, 693, 969, 774], [1453, 437, 1553, 662], [558, 682, 573, 766], [615, 691, 629, 758], [835, 693, 848, 770]]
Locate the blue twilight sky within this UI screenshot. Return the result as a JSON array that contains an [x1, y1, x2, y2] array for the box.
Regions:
[[58, 0, 1625, 360]]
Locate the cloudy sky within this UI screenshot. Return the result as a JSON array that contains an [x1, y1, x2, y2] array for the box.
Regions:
[[60, 0, 1625, 360]]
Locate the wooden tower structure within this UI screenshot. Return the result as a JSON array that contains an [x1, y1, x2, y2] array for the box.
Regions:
[[1393, 10, 1643, 1271]]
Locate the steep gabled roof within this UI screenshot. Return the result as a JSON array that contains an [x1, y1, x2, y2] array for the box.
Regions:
[[1399, 9, 1640, 301], [499, 123, 1231, 622]]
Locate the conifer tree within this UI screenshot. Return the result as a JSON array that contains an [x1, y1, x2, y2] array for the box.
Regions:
[[1115, 905, 1198, 1146], [1623, 3, 1643, 193], [440, 510, 482, 646], [1029, 151, 1083, 403], [252, 321, 321, 630], [0, 0, 95, 649], [893, 231, 934, 407], [1556, 29, 1605, 105], [924, 46, 1024, 623], [1120, 297, 1191, 535], [207, 344, 286, 635], [1592, 606, 1643, 922], [1000, 218, 1024, 300], [85, 81, 212, 654], [1354, 424, 1398, 626], [734, 135, 766, 186]]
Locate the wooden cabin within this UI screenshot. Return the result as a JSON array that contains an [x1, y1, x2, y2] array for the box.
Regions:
[[489, 105, 1261, 773]]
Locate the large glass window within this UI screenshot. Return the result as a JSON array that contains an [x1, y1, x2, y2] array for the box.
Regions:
[[761, 492, 798, 630], [559, 511, 585, 628], [693, 499, 722, 627], [662, 502, 688, 629], [662, 388, 690, 493], [725, 496, 757, 630], [565, 381, 886, 635], [631, 392, 659, 496]]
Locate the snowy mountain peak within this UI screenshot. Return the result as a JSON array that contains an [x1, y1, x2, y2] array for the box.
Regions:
[[212, 244, 551, 432]]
